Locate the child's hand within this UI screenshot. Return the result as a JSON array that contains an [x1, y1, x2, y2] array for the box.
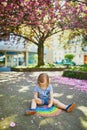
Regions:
[[48, 103, 52, 108]]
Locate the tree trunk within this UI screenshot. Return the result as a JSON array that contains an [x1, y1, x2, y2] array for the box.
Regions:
[[37, 42, 44, 67], [24, 51, 28, 66]]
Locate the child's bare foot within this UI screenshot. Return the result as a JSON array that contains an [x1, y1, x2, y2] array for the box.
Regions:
[[66, 103, 76, 112]]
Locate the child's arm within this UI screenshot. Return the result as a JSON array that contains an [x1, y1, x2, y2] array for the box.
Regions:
[[48, 90, 53, 108], [34, 92, 38, 100]]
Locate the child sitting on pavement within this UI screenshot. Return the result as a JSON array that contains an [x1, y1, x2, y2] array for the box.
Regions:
[[26, 73, 76, 115]]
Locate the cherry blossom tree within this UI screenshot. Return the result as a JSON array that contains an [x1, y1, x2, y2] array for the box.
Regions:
[[0, 0, 87, 66], [66, 0, 87, 5]]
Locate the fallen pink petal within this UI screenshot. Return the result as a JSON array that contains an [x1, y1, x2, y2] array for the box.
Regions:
[[10, 122, 16, 127], [52, 76, 87, 92]]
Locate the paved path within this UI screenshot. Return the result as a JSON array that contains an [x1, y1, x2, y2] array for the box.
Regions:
[[0, 72, 87, 130]]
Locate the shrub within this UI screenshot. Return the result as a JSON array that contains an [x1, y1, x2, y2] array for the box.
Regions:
[[63, 65, 87, 79], [64, 54, 74, 61]]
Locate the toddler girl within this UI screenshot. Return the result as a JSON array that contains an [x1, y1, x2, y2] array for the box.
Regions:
[[26, 73, 76, 115]]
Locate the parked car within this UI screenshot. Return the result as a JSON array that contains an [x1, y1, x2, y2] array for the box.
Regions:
[[55, 59, 76, 66]]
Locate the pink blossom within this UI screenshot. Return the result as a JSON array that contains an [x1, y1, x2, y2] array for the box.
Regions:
[[10, 122, 16, 127]]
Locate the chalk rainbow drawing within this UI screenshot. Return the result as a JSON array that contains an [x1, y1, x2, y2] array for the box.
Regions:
[[36, 105, 62, 117]]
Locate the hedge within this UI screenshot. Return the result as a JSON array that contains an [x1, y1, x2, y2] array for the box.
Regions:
[[63, 70, 87, 80]]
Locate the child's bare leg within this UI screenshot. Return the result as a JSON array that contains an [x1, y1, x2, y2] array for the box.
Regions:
[[53, 98, 76, 112], [31, 99, 37, 109], [31, 98, 42, 109], [53, 99, 67, 110], [25, 98, 42, 115]]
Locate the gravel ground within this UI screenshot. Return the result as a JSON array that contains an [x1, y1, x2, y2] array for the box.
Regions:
[[0, 72, 87, 130]]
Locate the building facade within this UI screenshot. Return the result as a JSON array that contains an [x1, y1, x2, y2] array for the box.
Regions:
[[0, 34, 37, 67], [0, 33, 87, 67], [46, 34, 87, 65]]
